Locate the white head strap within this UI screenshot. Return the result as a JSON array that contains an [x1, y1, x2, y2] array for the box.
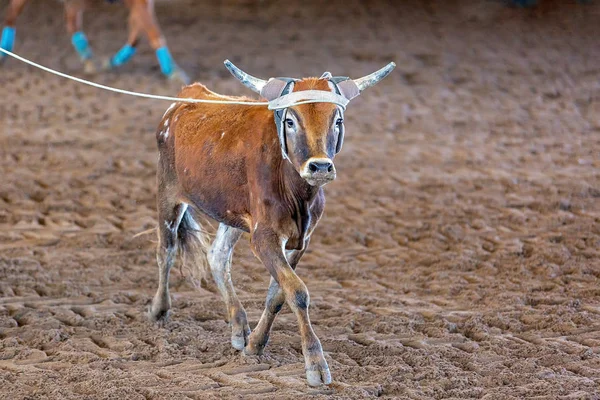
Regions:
[[268, 90, 350, 110]]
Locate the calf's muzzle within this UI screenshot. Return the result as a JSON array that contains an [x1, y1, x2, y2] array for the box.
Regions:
[[301, 157, 336, 186]]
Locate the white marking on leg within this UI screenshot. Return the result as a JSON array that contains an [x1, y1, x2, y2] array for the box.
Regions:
[[209, 224, 246, 349], [209, 225, 242, 300]]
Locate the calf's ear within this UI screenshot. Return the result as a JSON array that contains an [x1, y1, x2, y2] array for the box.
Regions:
[[336, 80, 360, 101], [261, 79, 291, 101]]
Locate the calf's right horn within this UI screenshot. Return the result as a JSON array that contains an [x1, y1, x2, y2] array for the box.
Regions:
[[224, 60, 268, 94]]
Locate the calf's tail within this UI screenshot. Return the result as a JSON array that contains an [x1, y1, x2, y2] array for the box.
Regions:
[[176, 209, 211, 286]]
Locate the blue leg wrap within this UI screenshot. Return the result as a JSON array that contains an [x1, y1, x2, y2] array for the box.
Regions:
[[156, 46, 176, 76], [71, 31, 93, 60], [110, 44, 136, 67], [0, 27, 16, 56]]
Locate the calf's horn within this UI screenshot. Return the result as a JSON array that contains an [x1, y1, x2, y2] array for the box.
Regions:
[[353, 62, 396, 92], [224, 59, 267, 94]]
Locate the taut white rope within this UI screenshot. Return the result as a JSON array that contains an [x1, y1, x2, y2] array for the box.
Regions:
[[0, 48, 269, 106]]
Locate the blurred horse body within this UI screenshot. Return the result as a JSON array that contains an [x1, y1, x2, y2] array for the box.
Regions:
[[0, 0, 189, 83]]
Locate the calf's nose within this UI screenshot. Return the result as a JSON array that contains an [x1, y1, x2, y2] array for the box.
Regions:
[[308, 160, 333, 174]]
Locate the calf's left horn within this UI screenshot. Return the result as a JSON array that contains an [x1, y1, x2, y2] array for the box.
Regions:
[[353, 62, 396, 92], [224, 59, 267, 94]]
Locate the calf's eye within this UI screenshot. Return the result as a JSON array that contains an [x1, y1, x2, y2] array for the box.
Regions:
[[285, 119, 295, 129]]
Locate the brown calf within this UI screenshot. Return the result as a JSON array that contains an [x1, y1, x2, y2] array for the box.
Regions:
[[149, 61, 394, 386]]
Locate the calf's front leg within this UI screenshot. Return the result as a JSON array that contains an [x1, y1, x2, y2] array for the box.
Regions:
[[250, 229, 331, 387], [245, 247, 306, 355]]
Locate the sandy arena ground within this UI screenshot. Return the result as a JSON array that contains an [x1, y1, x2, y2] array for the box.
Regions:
[[0, 0, 599, 398]]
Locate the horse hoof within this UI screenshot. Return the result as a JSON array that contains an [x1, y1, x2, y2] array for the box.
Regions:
[[99, 57, 113, 72], [168, 68, 191, 85], [83, 59, 97, 75]]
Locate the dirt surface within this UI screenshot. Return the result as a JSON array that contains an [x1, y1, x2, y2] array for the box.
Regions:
[[1, 0, 599, 398]]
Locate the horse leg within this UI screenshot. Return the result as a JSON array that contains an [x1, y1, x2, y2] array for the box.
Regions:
[[1, 0, 30, 61], [64, 0, 95, 73], [126, 0, 189, 84], [104, 2, 141, 70]]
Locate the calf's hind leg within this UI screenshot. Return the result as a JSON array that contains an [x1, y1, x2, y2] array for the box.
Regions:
[[208, 224, 250, 350], [149, 202, 187, 322]]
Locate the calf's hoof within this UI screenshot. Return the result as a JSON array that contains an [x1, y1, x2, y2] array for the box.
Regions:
[[231, 324, 251, 351], [243, 331, 269, 356], [305, 355, 332, 387], [148, 295, 171, 322], [148, 305, 170, 322], [243, 341, 265, 356]]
